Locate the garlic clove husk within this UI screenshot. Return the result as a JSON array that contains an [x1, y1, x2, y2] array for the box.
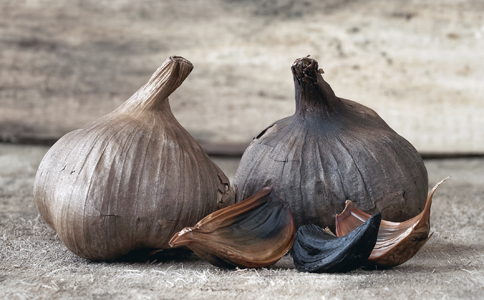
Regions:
[[335, 177, 449, 268], [233, 56, 428, 231], [168, 187, 295, 269], [291, 213, 381, 273], [34, 56, 235, 260]]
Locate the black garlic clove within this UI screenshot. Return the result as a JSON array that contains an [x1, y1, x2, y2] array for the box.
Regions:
[[169, 187, 295, 269], [291, 213, 381, 273]]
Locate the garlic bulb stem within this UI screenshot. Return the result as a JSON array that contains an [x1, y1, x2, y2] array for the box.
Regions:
[[292, 57, 340, 115], [117, 56, 193, 115]]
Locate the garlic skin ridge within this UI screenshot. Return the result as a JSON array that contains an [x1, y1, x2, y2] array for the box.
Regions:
[[233, 56, 428, 231], [34, 56, 235, 261]]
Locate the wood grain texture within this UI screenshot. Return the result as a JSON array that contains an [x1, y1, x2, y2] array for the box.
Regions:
[[1, 0, 483, 153]]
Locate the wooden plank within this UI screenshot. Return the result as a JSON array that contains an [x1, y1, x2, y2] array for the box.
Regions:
[[1, 1, 483, 154]]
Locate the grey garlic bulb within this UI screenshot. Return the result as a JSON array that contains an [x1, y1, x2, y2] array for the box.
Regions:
[[34, 56, 235, 260], [233, 56, 428, 230]]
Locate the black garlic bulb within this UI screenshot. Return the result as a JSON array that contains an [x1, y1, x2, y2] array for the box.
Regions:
[[233, 56, 428, 230], [291, 213, 381, 273]]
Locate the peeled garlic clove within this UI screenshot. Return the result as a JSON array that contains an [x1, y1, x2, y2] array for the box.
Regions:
[[233, 56, 428, 231], [169, 187, 295, 269], [291, 213, 381, 273], [336, 177, 448, 268], [34, 56, 235, 260]]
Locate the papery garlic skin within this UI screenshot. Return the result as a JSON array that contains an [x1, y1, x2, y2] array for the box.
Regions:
[[233, 57, 428, 230], [34, 56, 235, 260], [335, 177, 448, 268], [169, 187, 295, 269]]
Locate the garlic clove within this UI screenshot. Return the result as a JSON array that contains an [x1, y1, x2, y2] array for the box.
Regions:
[[335, 177, 449, 268], [291, 213, 381, 273], [168, 187, 295, 269]]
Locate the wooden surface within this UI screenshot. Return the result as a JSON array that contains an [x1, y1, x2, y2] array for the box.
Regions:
[[1, 0, 483, 154]]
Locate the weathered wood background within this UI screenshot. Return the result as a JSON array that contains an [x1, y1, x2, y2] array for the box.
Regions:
[[1, 0, 483, 154]]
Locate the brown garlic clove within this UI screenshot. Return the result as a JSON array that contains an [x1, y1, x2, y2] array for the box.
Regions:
[[335, 177, 449, 268], [169, 187, 295, 269]]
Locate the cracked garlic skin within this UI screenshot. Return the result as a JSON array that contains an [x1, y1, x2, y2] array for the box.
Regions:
[[292, 213, 381, 273], [34, 56, 235, 261], [336, 177, 448, 268], [233, 56, 428, 231], [169, 187, 295, 269]]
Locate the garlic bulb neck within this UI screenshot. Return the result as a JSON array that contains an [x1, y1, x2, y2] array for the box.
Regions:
[[117, 56, 194, 115], [292, 57, 341, 116]]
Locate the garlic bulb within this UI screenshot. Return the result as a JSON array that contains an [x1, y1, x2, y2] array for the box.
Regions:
[[233, 56, 428, 230], [34, 56, 235, 260]]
